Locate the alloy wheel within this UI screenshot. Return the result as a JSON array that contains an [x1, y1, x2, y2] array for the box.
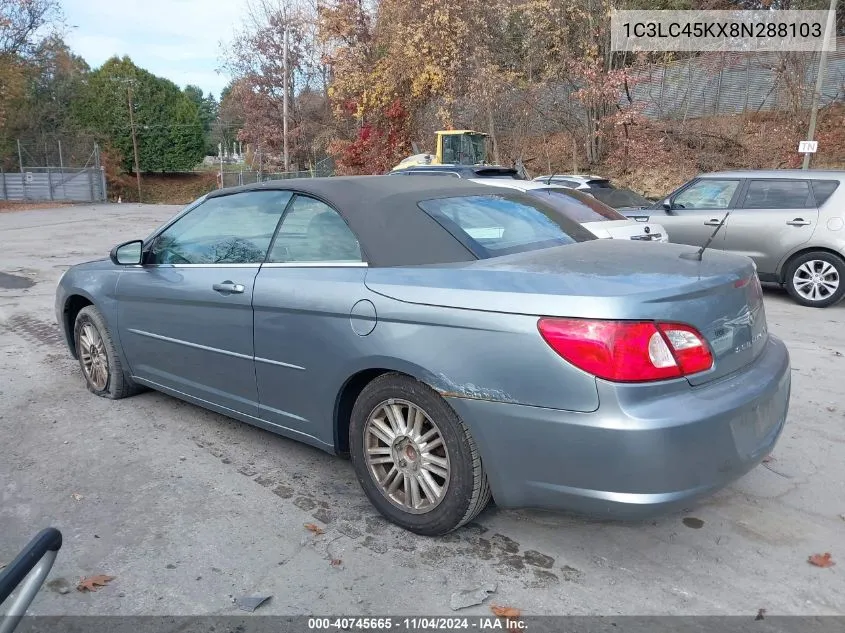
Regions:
[[78, 323, 109, 391], [363, 399, 451, 514], [792, 259, 840, 302]]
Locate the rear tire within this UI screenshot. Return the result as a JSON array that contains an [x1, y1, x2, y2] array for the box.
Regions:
[[784, 251, 845, 308], [349, 373, 491, 536], [74, 305, 144, 399]]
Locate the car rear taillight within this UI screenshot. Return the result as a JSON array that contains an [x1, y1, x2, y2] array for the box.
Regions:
[[537, 318, 714, 382]]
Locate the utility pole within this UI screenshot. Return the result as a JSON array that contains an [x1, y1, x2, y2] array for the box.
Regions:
[[802, 0, 837, 170], [218, 142, 224, 189], [127, 82, 142, 201], [282, 25, 290, 172]]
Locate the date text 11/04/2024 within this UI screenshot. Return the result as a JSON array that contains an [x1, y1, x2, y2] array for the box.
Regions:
[[308, 618, 527, 630]]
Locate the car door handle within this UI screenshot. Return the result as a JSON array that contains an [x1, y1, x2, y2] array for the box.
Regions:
[[212, 281, 245, 294], [704, 219, 724, 226], [786, 218, 811, 226]]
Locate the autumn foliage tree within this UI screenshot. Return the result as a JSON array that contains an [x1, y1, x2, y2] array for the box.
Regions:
[[0, 0, 62, 159], [223, 0, 336, 171], [217, 0, 844, 180], [316, 0, 504, 173]]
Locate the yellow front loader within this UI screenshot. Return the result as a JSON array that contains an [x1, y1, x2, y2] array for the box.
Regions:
[[391, 130, 489, 171]]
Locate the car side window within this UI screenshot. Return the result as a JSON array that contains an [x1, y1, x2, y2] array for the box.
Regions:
[[672, 179, 740, 210], [267, 195, 363, 263], [811, 180, 839, 206], [149, 191, 292, 265], [741, 180, 812, 209]]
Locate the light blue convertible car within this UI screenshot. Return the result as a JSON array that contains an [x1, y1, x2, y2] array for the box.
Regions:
[[55, 177, 790, 535]]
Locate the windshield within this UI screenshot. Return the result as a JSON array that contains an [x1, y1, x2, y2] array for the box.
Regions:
[[418, 194, 596, 258], [469, 134, 487, 164], [586, 187, 651, 209], [526, 188, 627, 222], [441, 134, 487, 165]]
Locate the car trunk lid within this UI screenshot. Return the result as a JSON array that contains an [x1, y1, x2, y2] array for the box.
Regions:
[[365, 241, 767, 386]]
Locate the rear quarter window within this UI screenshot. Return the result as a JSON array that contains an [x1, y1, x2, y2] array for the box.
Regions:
[[527, 188, 627, 222], [742, 180, 813, 209], [812, 180, 840, 206], [418, 194, 596, 258]]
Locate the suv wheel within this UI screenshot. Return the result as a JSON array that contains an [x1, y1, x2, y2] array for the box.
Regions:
[[785, 251, 845, 308]]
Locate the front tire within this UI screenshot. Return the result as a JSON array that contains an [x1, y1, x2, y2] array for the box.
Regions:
[[74, 306, 144, 399], [349, 373, 491, 536], [784, 251, 845, 308]]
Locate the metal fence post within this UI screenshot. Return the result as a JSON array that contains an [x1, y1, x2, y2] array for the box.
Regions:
[[744, 54, 751, 113], [58, 140, 68, 199], [714, 60, 723, 115], [47, 168, 54, 201], [101, 168, 107, 202], [88, 169, 94, 202], [17, 139, 27, 200], [658, 65, 666, 118], [1, 169, 6, 200]]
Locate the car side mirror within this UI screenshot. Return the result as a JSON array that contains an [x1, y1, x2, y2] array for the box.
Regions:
[[110, 240, 143, 265], [661, 200, 675, 214]]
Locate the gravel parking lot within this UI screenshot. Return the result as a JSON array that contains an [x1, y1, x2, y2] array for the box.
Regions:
[[1, 203, 843, 616]]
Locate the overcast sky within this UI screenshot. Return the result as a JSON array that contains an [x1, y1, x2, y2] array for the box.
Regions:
[[62, 0, 249, 98]]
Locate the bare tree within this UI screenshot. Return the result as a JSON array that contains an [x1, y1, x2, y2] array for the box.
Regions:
[[0, 0, 62, 57]]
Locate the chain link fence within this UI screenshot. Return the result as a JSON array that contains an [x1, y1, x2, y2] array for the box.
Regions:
[[219, 167, 332, 189], [629, 37, 845, 120], [1, 141, 107, 202]]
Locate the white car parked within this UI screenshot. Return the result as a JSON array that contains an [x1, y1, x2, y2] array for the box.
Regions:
[[471, 179, 669, 242], [531, 174, 653, 212]]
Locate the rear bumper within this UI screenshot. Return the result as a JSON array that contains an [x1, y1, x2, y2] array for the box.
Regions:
[[446, 336, 790, 518]]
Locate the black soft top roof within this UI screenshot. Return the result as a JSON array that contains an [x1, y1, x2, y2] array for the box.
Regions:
[[206, 176, 516, 267]]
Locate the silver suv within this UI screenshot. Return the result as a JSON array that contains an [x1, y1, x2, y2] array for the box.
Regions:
[[628, 170, 845, 308]]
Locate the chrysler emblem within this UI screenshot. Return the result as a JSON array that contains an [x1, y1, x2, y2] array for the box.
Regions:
[[726, 307, 755, 328]]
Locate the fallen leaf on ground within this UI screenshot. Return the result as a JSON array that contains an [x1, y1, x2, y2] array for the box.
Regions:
[[839, 514, 845, 521], [76, 575, 115, 592], [304, 523, 324, 535], [71, 493, 83, 501], [826, 406, 837, 413], [808, 553, 835, 568], [762, 455, 775, 463], [491, 605, 521, 618], [755, 608, 766, 621], [330, 559, 342, 567]]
